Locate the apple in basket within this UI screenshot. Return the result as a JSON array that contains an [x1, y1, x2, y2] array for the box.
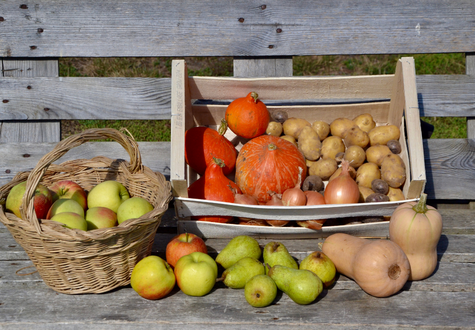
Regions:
[[85, 206, 118, 230], [87, 180, 130, 213], [50, 212, 88, 231], [46, 199, 85, 219], [166, 233, 208, 268], [48, 180, 87, 210], [131, 255, 176, 300], [5, 181, 54, 220], [116, 196, 154, 225]]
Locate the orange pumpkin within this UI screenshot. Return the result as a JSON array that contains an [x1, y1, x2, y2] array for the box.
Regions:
[[235, 135, 307, 203], [225, 92, 270, 139]]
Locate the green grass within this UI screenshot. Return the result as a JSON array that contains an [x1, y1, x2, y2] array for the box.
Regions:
[[59, 54, 467, 141]]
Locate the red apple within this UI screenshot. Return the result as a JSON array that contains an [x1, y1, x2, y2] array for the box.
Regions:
[[166, 233, 208, 268], [48, 180, 87, 210], [5, 181, 54, 220], [85, 206, 118, 230], [131, 256, 176, 300]]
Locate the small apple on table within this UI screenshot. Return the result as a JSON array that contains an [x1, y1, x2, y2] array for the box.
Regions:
[[166, 233, 208, 268]]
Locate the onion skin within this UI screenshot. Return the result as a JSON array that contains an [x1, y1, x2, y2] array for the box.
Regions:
[[282, 187, 307, 206], [265, 193, 289, 227], [234, 193, 261, 224], [296, 191, 326, 230], [324, 160, 360, 204]]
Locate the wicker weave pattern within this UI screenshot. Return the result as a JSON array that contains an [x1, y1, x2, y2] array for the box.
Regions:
[[0, 128, 172, 294]]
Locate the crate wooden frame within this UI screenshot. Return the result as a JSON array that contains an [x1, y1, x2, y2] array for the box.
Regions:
[[170, 58, 426, 238]]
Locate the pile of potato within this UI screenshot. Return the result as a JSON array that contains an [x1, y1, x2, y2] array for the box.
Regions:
[[267, 111, 406, 203]]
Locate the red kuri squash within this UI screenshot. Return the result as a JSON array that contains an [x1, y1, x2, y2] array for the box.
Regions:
[[188, 157, 241, 223], [235, 135, 307, 203], [185, 120, 237, 175], [225, 92, 270, 139]]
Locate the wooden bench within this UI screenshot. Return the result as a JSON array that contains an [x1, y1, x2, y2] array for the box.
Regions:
[[1, 1, 474, 328]]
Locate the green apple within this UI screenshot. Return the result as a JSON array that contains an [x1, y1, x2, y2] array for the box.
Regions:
[[174, 252, 218, 296], [46, 199, 84, 219], [85, 206, 118, 230], [299, 251, 337, 288], [131, 255, 176, 300], [117, 196, 154, 224], [50, 212, 88, 231], [87, 180, 130, 213], [6, 181, 54, 220], [244, 274, 277, 308]]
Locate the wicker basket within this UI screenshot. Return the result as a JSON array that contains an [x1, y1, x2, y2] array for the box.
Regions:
[[0, 128, 172, 294]]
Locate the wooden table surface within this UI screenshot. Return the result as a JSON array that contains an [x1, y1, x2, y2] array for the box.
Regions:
[[1, 208, 474, 329]]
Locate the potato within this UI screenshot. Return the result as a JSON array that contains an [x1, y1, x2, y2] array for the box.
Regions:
[[330, 117, 355, 138], [365, 193, 390, 203], [356, 162, 381, 188], [353, 113, 376, 133], [358, 185, 375, 203], [321, 136, 345, 159], [306, 159, 317, 168], [270, 109, 289, 123], [387, 187, 405, 201], [283, 117, 311, 139], [266, 121, 283, 136], [280, 135, 297, 147], [387, 139, 402, 154], [302, 175, 324, 192], [311, 120, 330, 140], [329, 165, 357, 181], [368, 124, 401, 146], [366, 144, 393, 166], [343, 145, 366, 169], [381, 154, 406, 188], [309, 158, 338, 180], [371, 179, 389, 195], [297, 126, 322, 161], [343, 126, 370, 149]]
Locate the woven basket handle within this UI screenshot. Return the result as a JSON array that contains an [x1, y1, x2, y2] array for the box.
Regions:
[[20, 128, 142, 232]]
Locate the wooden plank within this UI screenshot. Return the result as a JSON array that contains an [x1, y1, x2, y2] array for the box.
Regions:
[[0, 141, 172, 186], [466, 53, 475, 140], [234, 57, 293, 77], [1, 1, 475, 57], [1, 75, 474, 121], [1, 59, 60, 142], [0, 77, 172, 120], [0, 274, 474, 329]]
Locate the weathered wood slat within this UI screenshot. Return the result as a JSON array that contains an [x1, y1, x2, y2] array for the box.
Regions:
[[1, 75, 474, 120], [0, 77, 172, 120], [1, 138, 473, 200], [0, 141, 171, 186], [0, 273, 473, 329], [1, 0, 475, 57]]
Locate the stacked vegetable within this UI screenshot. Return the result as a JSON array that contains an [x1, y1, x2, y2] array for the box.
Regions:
[[184, 91, 408, 227]]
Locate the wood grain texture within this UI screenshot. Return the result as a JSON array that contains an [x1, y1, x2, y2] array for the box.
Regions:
[[0, 77, 172, 120], [1, 0, 475, 57], [1, 75, 474, 120], [1, 59, 60, 142]]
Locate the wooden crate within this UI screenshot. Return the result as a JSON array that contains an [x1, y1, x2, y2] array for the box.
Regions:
[[170, 58, 426, 238]]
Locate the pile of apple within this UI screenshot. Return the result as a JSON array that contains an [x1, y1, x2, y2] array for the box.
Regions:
[[131, 234, 336, 307], [5, 179, 155, 231]]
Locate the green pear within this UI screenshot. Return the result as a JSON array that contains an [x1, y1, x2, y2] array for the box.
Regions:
[[219, 257, 265, 289], [268, 265, 323, 305], [244, 274, 277, 308], [263, 241, 298, 274], [300, 251, 337, 288], [215, 235, 262, 269]]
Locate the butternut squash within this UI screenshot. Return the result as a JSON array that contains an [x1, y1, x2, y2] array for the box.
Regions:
[[322, 233, 410, 297], [389, 193, 443, 281]]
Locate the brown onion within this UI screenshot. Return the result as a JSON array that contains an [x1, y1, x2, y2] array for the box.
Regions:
[[296, 190, 327, 229], [265, 193, 289, 227], [234, 192, 260, 223], [324, 159, 360, 204], [281, 166, 306, 206]]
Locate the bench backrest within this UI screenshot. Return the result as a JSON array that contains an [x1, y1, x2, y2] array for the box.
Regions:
[[1, 0, 474, 205]]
